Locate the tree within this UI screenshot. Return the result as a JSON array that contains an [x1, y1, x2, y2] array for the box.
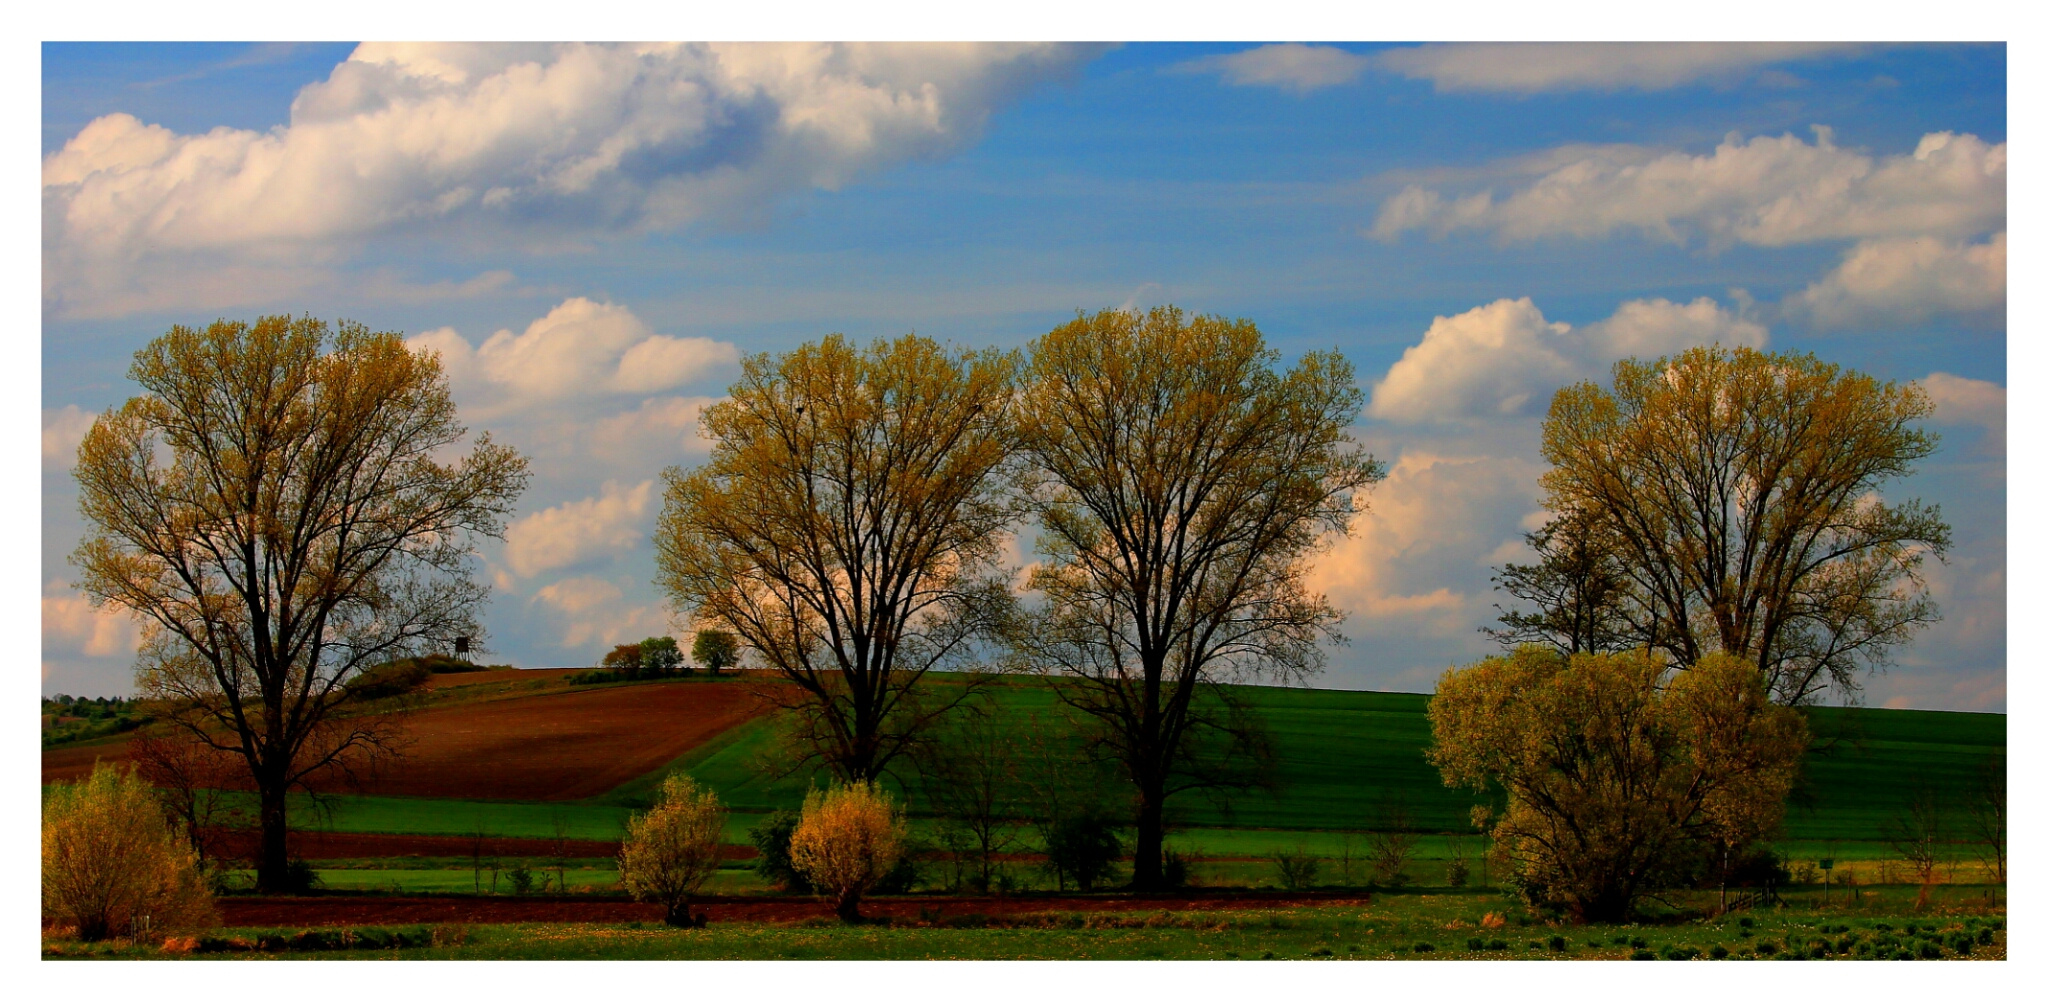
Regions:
[[655, 334, 1019, 782], [128, 729, 251, 874], [912, 707, 1023, 893], [787, 782, 909, 922], [1427, 648, 1807, 923], [71, 315, 530, 892], [1011, 306, 1383, 890], [692, 629, 739, 677], [43, 763, 215, 941], [1484, 511, 1633, 656], [1882, 783, 1946, 904], [618, 774, 728, 927], [1964, 757, 2006, 883], [1539, 346, 1950, 705], [640, 636, 684, 677], [603, 643, 644, 679]]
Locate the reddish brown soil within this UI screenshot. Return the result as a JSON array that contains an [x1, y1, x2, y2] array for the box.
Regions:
[[218, 891, 1373, 928], [42, 675, 773, 801]]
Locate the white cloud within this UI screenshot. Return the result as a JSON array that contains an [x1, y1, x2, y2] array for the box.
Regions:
[[1920, 372, 2005, 458], [1171, 44, 1369, 94], [410, 297, 737, 405], [1308, 451, 1544, 641], [1373, 42, 1857, 93], [530, 575, 672, 651], [1790, 232, 2005, 327], [589, 396, 722, 465], [42, 405, 97, 470], [1368, 296, 1765, 423], [42, 42, 1097, 315], [503, 479, 655, 578], [1371, 129, 2005, 249], [42, 580, 143, 662]]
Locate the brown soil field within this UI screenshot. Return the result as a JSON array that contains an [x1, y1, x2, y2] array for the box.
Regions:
[[217, 891, 1374, 928], [43, 676, 773, 801], [202, 830, 744, 860]]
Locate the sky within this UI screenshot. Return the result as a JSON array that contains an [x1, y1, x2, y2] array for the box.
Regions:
[[38, 41, 2007, 710]]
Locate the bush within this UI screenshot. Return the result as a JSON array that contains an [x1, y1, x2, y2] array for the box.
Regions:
[[749, 809, 813, 892], [788, 783, 908, 922], [42, 763, 215, 941], [1270, 848, 1320, 891], [343, 657, 434, 700], [618, 774, 727, 927], [1043, 812, 1124, 892]]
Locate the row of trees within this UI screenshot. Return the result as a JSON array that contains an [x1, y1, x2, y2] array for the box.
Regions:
[[69, 310, 1956, 899], [654, 307, 1383, 889], [597, 631, 740, 679]]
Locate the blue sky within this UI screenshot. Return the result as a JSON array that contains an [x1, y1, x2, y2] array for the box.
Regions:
[[40, 42, 2007, 710]]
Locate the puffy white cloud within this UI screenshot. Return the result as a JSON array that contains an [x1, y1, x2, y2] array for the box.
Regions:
[[410, 297, 738, 405], [1920, 372, 2005, 458], [1367, 296, 1765, 423], [1790, 232, 2005, 327], [42, 42, 1097, 315], [1371, 129, 2005, 249], [503, 479, 655, 578], [1308, 451, 1545, 644], [529, 575, 672, 652], [1170, 44, 1369, 93], [43, 580, 142, 662], [1373, 42, 1857, 93], [588, 396, 721, 465], [42, 405, 97, 470]]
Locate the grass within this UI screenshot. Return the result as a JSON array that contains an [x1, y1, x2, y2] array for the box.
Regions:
[[45, 885, 2006, 961]]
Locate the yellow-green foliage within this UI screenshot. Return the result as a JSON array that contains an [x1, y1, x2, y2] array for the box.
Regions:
[[43, 763, 215, 942], [789, 782, 907, 921], [618, 774, 727, 927], [1428, 648, 1807, 923]]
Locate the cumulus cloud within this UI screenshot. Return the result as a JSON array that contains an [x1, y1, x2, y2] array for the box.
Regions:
[[1789, 232, 2005, 327], [1920, 372, 2005, 458], [1367, 296, 1766, 423], [42, 42, 1098, 315], [1370, 129, 2005, 249], [1373, 42, 1857, 93], [42, 405, 97, 470], [410, 297, 738, 406], [1170, 44, 1369, 94], [504, 480, 656, 578], [530, 576, 672, 651], [1308, 451, 1545, 645], [43, 580, 143, 663]]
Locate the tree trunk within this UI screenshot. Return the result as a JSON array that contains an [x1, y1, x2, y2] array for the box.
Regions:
[[1131, 783, 1166, 891], [836, 889, 863, 923], [255, 781, 291, 894], [665, 898, 696, 928]]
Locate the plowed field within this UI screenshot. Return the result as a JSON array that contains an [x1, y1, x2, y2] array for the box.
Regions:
[[43, 676, 772, 801]]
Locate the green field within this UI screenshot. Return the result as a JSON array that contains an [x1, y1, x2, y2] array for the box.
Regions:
[[275, 681, 2005, 844]]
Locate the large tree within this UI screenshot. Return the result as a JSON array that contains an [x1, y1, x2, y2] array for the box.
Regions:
[[72, 316, 529, 892], [654, 334, 1019, 782], [1012, 306, 1383, 890], [1538, 345, 1950, 705], [1428, 648, 1808, 923]]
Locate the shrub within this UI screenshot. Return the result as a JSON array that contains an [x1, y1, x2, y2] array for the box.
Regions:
[[1271, 848, 1321, 891], [1043, 812, 1124, 892], [749, 809, 813, 892], [1445, 851, 1472, 888], [42, 763, 215, 941], [618, 774, 727, 927], [788, 782, 908, 922], [343, 657, 434, 700]]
